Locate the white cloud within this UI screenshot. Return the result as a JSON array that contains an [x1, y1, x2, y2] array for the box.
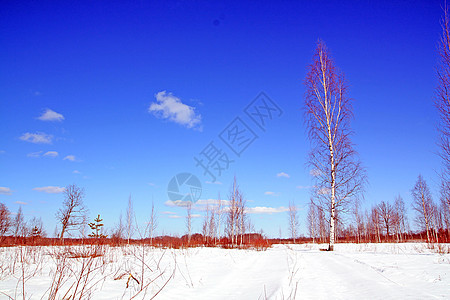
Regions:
[[148, 182, 156, 187], [38, 109, 64, 122], [27, 151, 43, 158], [296, 185, 312, 190], [20, 132, 53, 144], [63, 155, 76, 161], [162, 211, 177, 215], [168, 215, 182, 219], [166, 198, 231, 209], [0, 150, 5, 154], [43, 151, 58, 157], [33, 186, 65, 194], [246, 206, 289, 214], [0, 187, 12, 195], [164, 200, 192, 207], [264, 191, 278, 196], [73, 170, 81, 174], [15, 201, 27, 205], [149, 91, 202, 129], [277, 172, 290, 178], [195, 199, 230, 207]]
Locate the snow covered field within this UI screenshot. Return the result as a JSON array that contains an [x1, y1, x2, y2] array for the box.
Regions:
[[0, 243, 449, 299]]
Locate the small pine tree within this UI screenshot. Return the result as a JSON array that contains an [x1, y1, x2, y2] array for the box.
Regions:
[[88, 214, 107, 238], [30, 226, 42, 238]]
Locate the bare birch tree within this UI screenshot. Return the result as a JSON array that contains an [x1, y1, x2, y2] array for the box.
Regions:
[[56, 184, 88, 241], [215, 193, 223, 244], [202, 202, 210, 243], [148, 200, 158, 245], [304, 40, 366, 250], [441, 198, 450, 237], [209, 203, 216, 244], [237, 191, 247, 246], [126, 195, 135, 244], [393, 195, 408, 242], [370, 207, 381, 243], [0, 202, 10, 243], [227, 178, 239, 246], [436, 5, 450, 224], [411, 175, 434, 243], [185, 201, 192, 245], [307, 199, 317, 243], [377, 201, 395, 240], [288, 200, 299, 243], [12, 206, 26, 243], [352, 199, 364, 243]]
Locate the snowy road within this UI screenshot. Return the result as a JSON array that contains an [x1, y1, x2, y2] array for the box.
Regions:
[[297, 246, 447, 299], [158, 244, 450, 299]]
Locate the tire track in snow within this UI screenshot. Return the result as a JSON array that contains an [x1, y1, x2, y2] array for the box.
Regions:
[[296, 248, 440, 299]]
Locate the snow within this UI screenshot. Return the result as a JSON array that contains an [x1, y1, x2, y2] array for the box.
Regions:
[[0, 243, 449, 299]]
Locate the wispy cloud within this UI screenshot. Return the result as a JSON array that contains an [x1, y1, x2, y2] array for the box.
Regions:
[[15, 201, 27, 205], [73, 170, 81, 174], [43, 151, 58, 157], [205, 181, 223, 185], [195, 199, 230, 207], [0, 187, 12, 195], [246, 206, 289, 214], [168, 215, 182, 219], [27, 151, 43, 158], [264, 191, 279, 196], [166, 198, 231, 209], [20, 132, 53, 144], [149, 91, 202, 130], [38, 109, 64, 122], [296, 185, 312, 190], [164, 200, 192, 207], [162, 211, 177, 215], [148, 182, 156, 187], [277, 172, 290, 178], [63, 155, 76, 161], [0, 150, 5, 154], [33, 186, 65, 194]]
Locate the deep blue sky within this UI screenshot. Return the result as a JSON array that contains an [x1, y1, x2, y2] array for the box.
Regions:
[[0, 0, 443, 237]]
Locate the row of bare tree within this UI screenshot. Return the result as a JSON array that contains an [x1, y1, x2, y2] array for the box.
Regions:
[[303, 173, 450, 244], [0, 203, 46, 244], [189, 177, 256, 247]]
